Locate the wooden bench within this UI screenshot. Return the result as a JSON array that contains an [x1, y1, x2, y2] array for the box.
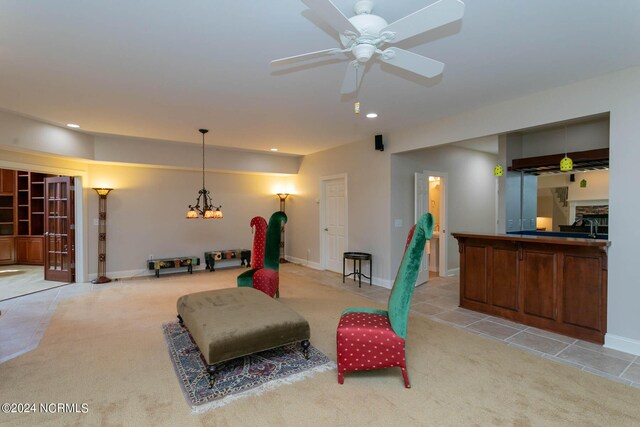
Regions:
[[177, 287, 310, 387], [148, 256, 200, 278], [204, 249, 251, 272]]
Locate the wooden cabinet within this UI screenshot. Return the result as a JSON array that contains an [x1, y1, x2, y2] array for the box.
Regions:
[[0, 169, 15, 194], [14, 171, 52, 265], [0, 169, 16, 237], [453, 233, 608, 344], [0, 236, 15, 265], [15, 236, 44, 265]]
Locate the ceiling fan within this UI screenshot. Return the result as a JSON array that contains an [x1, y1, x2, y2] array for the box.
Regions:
[[271, 0, 465, 94]]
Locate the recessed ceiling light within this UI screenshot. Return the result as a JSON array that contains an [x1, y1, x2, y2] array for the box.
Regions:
[[66, 123, 80, 128], [366, 113, 378, 119], [270, 148, 278, 152]]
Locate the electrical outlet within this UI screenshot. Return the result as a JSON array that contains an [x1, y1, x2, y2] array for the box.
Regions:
[[93, 218, 99, 226]]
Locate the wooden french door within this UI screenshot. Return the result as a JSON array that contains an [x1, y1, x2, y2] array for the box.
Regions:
[[44, 177, 75, 283]]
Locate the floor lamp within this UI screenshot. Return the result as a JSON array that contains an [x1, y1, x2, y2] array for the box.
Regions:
[[276, 193, 290, 263], [92, 188, 113, 284]]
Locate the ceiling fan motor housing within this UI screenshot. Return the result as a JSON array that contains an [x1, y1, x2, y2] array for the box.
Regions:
[[339, 12, 389, 63]]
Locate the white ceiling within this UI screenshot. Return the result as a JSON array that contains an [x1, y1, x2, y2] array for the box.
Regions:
[[1, 1, 639, 155]]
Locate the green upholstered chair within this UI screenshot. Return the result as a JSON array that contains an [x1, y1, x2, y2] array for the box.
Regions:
[[237, 211, 287, 298], [336, 213, 433, 387]]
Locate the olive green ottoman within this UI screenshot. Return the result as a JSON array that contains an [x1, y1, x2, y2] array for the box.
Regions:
[[176, 287, 310, 387]]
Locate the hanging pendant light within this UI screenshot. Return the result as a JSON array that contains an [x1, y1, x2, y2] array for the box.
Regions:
[[560, 126, 573, 172], [186, 129, 223, 219]]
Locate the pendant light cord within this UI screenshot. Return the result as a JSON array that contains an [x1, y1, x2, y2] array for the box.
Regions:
[[202, 131, 205, 189]]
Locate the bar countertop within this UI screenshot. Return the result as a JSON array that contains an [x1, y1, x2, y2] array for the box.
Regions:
[[451, 232, 610, 248]]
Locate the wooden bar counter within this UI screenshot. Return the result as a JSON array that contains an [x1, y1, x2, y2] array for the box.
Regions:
[[452, 232, 610, 344]]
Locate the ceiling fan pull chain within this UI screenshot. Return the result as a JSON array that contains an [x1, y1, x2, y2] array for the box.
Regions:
[[354, 63, 361, 114]]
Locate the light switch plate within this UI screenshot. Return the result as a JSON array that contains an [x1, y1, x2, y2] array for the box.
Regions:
[[394, 219, 403, 227]]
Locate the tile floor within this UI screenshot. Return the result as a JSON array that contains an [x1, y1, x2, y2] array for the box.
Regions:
[[1, 265, 639, 389]]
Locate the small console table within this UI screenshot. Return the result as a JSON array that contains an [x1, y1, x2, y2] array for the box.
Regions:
[[204, 249, 251, 272], [148, 257, 200, 278], [343, 252, 372, 288]]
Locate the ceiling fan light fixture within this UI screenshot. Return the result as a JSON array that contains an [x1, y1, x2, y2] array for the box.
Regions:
[[352, 43, 376, 62]]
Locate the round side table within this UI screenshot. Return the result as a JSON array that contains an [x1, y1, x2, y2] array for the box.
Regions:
[[342, 252, 372, 287]]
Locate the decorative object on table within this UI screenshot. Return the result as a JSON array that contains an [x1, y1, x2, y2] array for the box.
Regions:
[[186, 129, 223, 219], [342, 252, 372, 287], [271, 0, 465, 94], [237, 211, 287, 298], [276, 193, 290, 263], [163, 320, 333, 413], [493, 165, 503, 177], [204, 249, 251, 272], [92, 188, 113, 284], [336, 213, 433, 387], [148, 256, 200, 278], [580, 179, 587, 188]]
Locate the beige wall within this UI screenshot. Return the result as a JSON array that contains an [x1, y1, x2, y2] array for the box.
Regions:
[[391, 146, 498, 275], [568, 170, 608, 201], [287, 138, 392, 284], [86, 163, 292, 278]]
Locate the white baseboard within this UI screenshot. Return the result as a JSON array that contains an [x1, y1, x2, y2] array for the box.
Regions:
[[285, 255, 323, 270], [286, 256, 393, 288], [604, 334, 640, 357], [447, 268, 460, 277]]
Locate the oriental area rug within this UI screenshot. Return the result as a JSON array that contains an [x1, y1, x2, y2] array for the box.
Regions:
[[163, 322, 335, 413]]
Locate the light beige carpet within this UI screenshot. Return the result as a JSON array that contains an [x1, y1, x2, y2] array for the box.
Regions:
[[1, 265, 639, 426], [0, 265, 67, 301]]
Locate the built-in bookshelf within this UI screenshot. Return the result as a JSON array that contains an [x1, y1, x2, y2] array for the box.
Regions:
[[0, 169, 15, 236], [16, 171, 49, 236]]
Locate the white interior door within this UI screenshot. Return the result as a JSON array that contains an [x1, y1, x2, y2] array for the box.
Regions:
[[414, 172, 429, 286], [321, 176, 347, 273]]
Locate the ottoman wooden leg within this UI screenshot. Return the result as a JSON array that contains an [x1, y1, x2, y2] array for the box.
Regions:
[[207, 365, 217, 389], [301, 340, 310, 359]]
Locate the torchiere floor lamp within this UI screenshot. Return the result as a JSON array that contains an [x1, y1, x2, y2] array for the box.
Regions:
[[276, 193, 290, 263], [92, 188, 113, 284]]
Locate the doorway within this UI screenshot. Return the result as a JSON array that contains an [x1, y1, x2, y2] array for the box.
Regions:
[[414, 170, 448, 284], [0, 166, 84, 301], [320, 174, 347, 273]]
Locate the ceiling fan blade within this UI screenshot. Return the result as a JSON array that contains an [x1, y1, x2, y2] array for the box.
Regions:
[[271, 48, 342, 66], [379, 47, 444, 78], [302, 0, 361, 38], [340, 61, 365, 94], [381, 0, 465, 44]]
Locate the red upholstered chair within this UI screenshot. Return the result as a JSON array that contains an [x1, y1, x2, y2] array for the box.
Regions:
[[336, 213, 433, 387], [237, 212, 287, 298], [249, 216, 267, 270]]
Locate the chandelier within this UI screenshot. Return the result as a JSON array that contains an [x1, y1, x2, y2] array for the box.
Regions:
[[186, 129, 223, 219]]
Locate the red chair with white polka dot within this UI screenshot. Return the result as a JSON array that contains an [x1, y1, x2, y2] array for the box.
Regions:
[[336, 213, 433, 387]]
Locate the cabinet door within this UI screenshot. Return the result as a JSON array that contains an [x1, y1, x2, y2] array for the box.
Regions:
[[491, 246, 519, 311], [462, 244, 489, 303], [561, 254, 605, 332], [0, 169, 15, 194], [15, 237, 43, 265], [521, 249, 557, 320], [0, 236, 15, 265]]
